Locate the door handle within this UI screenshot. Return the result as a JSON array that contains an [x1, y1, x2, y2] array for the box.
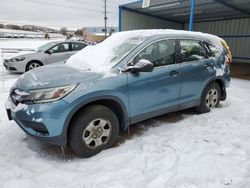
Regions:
[[169, 70, 180, 77]]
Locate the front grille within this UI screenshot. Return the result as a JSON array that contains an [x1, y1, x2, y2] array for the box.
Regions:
[[9, 67, 17, 71]]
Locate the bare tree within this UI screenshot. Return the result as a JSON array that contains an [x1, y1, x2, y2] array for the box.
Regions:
[[60, 27, 68, 36], [44, 33, 50, 39], [6, 24, 21, 30], [75, 29, 83, 37]]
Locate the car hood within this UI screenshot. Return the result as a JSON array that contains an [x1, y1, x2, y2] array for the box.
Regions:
[[14, 64, 102, 91], [5, 51, 37, 60]]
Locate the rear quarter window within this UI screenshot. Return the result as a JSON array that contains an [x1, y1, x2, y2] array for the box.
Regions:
[[72, 43, 87, 51], [179, 40, 206, 62], [206, 43, 220, 57]]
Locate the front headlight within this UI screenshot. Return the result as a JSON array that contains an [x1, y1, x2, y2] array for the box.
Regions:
[[25, 84, 77, 103], [9, 56, 26, 62]]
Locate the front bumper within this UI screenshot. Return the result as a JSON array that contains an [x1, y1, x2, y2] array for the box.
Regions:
[[3, 60, 26, 73], [5, 98, 71, 146]]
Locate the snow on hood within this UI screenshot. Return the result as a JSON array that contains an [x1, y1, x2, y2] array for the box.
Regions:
[[14, 64, 101, 91], [66, 30, 146, 73], [66, 29, 224, 75]]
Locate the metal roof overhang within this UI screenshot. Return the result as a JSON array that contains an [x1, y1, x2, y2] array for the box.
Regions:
[[120, 0, 250, 24]]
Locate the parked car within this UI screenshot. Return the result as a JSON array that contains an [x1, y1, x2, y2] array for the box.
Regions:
[[5, 30, 231, 157], [3, 41, 88, 72]]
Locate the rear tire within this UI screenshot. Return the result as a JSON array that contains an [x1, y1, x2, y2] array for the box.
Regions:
[[196, 82, 221, 113], [68, 105, 119, 158]]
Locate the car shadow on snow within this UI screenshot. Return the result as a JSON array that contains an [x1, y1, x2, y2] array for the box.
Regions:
[[114, 108, 195, 147], [24, 108, 196, 160], [0, 69, 22, 79], [25, 137, 76, 161]]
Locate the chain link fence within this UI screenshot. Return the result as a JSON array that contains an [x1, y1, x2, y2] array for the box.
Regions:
[[0, 48, 5, 89]]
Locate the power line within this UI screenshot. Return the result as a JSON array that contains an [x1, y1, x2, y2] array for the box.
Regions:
[[21, 0, 106, 13], [64, 0, 103, 7], [1, 0, 123, 13], [0, 0, 126, 28], [68, 0, 122, 8]]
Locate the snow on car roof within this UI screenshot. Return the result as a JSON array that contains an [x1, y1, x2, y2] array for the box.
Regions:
[[115, 29, 223, 45], [66, 29, 223, 75]]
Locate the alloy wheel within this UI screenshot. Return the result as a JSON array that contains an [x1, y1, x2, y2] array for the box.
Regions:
[[28, 62, 40, 70]]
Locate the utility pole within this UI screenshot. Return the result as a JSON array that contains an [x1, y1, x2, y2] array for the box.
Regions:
[[104, 0, 107, 38]]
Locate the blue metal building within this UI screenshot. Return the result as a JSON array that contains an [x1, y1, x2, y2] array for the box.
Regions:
[[119, 0, 250, 63]]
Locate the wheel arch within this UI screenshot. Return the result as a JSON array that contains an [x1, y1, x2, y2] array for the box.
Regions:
[[25, 60, 43, 71], [63, 96, 130, 143], [200, 77, 226, 102], [214, 78, 226, 101]]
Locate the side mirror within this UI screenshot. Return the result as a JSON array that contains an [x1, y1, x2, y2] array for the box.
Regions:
[[123, 59, 154, 73], [46, 49, 53, 54]]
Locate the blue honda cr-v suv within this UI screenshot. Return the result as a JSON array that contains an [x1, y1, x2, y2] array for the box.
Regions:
[[5, 30, 231, 157]]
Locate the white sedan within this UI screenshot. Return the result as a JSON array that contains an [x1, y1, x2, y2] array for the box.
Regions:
[[3, 41, 88, 72]]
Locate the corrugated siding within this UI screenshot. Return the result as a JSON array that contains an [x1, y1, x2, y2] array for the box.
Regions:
[[184, 18, 250, 63], [121, 9, 183, 31]]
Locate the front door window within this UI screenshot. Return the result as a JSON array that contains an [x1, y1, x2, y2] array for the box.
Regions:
[[134, 39, 176, 67], [50, 43, 70, 53]]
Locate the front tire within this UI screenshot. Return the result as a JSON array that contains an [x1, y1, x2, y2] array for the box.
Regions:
[[196, 82, 221, 113], [68, 105, 119, 158]]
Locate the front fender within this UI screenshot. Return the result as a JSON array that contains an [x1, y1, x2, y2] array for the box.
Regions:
[[62, 92, 130, 141]]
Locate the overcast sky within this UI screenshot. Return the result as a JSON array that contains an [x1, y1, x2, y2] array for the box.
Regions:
[[0, 0, 134, 29]]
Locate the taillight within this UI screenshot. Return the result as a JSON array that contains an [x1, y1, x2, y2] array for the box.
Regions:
[[221, 39, 232, 64], [226, 56, 231, 65]]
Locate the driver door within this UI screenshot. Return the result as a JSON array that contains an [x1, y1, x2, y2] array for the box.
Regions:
[[45, 42, 70, 64], [126, 39, 181, 123]]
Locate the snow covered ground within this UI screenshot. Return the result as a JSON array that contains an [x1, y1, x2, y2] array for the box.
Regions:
[[0, 39, 63, 58], [1, 40, 250, 188], [0, 28, 64, 39], [0, 38, 63, 49], [0, 38, 65, 71]]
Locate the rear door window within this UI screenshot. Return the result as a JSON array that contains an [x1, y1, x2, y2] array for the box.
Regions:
[[179, 40, 206, 62], [72, 42, 87, 51]]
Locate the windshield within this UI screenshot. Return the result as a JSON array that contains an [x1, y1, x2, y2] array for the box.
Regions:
[[110, 38, 144, 63], [66, 32, 147, 73], [37, 42, 58, 52]]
